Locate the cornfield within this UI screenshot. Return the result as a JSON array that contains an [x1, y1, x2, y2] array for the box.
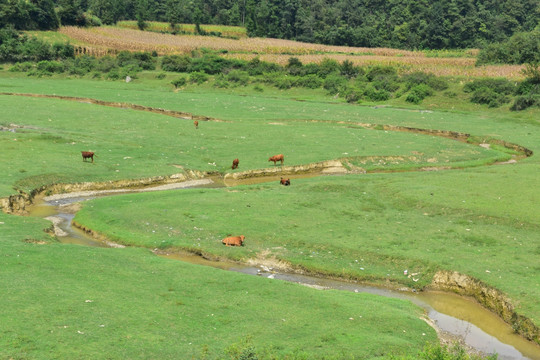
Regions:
[[59, 26, 525, 78], [117, 21, 248, 38]]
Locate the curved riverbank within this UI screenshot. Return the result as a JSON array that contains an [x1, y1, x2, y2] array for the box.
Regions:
[[16, 176, 539, 354]]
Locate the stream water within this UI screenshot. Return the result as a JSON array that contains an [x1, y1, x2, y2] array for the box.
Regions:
[[28, 178, 540, 360]]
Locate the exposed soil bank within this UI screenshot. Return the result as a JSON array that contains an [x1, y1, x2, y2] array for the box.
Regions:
[[430, 271, 540, 346], [0, 170, 211, 215]]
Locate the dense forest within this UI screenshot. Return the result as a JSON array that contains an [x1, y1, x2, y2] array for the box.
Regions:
[[0, 0, 539, 50]]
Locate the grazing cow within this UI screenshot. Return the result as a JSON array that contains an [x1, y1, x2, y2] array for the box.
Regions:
[[81, 151, 96, 163], [280, 177, 290, 186], [232, 158, 239, 169], [222, 235, 245, 246], [194, 120, 199, 129], [268, 154, 284, 165]]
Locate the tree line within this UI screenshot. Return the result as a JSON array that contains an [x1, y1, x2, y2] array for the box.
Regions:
[[0, 0, 538, 51]]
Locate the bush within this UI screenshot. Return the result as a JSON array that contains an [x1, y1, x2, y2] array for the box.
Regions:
[[403, 71, 448, 91], [340, 60, 360, 79], [364, 86, 391, 101], [171, 76, 187, 88], [365, 65, 397, 82], [189, 54, 238, 74], [511, 94, 540, 111], [9, 62, 34, 72], [476, 29, 540, 65], [405, 84, 434, 104], [373, 76, 400, 92], [318, 58, 340, 78], [64, 55, 96, 75], [155, 72, 166, 79], [85, 14, 102, 27], [295, 74, 323, 89], [36, 60, 64, 74], [286, 57, 303, 75], [470, 87, 511, 108], [189, 71, 209, 84], [463, 78, 516, 95], [52, 42, 75, 59], [226, 70, 250, 85], [323, 74, 348, 94], [117, 51, 155, 71], [213, 74, 229, 88], [161, 55, 191, 72], [246, 57, 280, 76], [344, 88, 362, 103], [95, 55, 118, 73], [274, 76, 293, 90]]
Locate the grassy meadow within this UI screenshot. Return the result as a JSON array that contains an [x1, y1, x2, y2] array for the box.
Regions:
[[0, 61, 539, 359]]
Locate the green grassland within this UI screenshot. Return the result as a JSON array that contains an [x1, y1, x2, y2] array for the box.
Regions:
[[1, 71, 539, 358], [0, 229, 435, 359], [0, 94, 510, 196]]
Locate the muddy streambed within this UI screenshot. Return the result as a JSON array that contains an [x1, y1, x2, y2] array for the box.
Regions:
[[29, 178, 540, 360]]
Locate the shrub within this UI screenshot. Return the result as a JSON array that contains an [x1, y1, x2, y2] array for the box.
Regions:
[[295, 74, 323, 89], [213, 74, 229, 88], [364, 86, 391, 101], [9, 62, 34, 72], [171, 76, 187, 88], [189, 54, 237, 74], [246, 57, 280, 76], [161, 55, 191, 72], [253, 85, 263, 92], [64, 55, 96, 75], [470, 87, 510, 108], [403, 71, 448, 91], [340, 60, 360, 79], [155, 72, 166, 79], [318, 58, 340, 78], [344, 88, 362, 103], [189, 71, 209, 84], [463, 78, 516, 95], [36, 60, 64, 74], [226, 70, 250, 85], [511, 94, 540, 111], [323, 74, 348, 94], [405, 84, 434, 104], [373, 77, 400, 92], [117, 51, 155, 70], [366, 65, 397, 82], [106, 68, 122, 80], [476, 29, 540, 65], [275, 76, 293, 90], [95, 56, 118, 73], [286, 57, 303, 75], [52, 42, 75, 59]]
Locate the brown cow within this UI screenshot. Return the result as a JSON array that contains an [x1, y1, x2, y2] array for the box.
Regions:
[[232, 158, 239, 169], [280, 177, 290, 186], [194, 120, 199, 129], [222, 235, 245, 246], [268, 154, 284, 165], [81, 151, 96, 163]]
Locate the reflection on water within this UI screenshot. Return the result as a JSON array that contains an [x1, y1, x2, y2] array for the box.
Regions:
[[28, 184, 540, 360]]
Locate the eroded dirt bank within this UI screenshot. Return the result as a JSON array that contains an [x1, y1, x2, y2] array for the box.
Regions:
[[0, 170, 210, 215], [430, 271, 540, 345]]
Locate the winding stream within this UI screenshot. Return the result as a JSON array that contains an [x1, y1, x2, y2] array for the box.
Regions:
[[28, 178, 540, 360]]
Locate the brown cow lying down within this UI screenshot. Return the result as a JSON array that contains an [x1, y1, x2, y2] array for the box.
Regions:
[[222, 235, 245, 246], [280, 177, 290, 186], [232, 158, 239, 169], [268, 154, 284, 165], [81, 151, 96, 162]]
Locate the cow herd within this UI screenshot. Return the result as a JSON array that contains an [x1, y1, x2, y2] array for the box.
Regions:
[[82, 122, 292, 249]]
